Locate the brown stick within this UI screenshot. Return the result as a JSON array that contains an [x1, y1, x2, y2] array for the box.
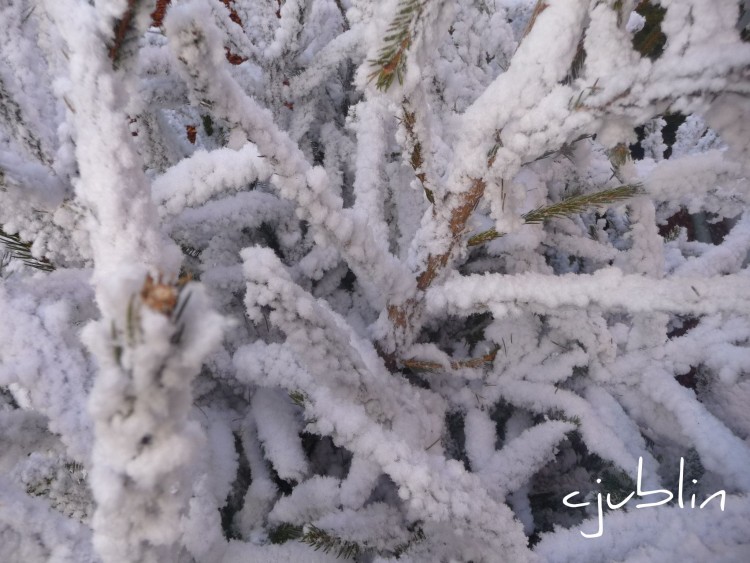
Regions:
[[417, 178, 485, 290], [382, 176, 487, 359], [403, 347, 499, 372], [109, 0, 139, 64]]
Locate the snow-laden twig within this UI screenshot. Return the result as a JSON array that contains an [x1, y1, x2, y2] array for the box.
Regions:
[[465, 408, 575, 500], [640, 366, 750, 492], [426, 268, 750, 318], [152, 143, 272, 216], [237, 246, 444, 447], [493, 378, 658, 488], [289, 28, 362, 97], [164, 1, 416, 310], [234, 246, 532, 561], [382, 0, 591, 354], [44, 2, 230, 562], [0, 269, 95, 460]]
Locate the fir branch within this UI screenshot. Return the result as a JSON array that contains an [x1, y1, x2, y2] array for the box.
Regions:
[[299, 525, 362, 559], [368, 0, 426, 91], [271, 521, 426, 559], [466, 228, 504, 247], [0, 227, 54, 271], [269, 523, 304, 544], [467, 184, 642, 246], [523, 184, 642, 224]]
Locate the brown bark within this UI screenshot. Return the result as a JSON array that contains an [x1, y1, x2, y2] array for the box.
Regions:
[[382, 177, 487, 361]]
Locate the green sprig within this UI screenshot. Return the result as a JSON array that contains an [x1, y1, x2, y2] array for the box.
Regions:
[[468, 184, 643, 247], [269, 523, 304, 544], [523, 184, 643, 224], [300, 525, 362, 559], [368, 0, 425, 91]]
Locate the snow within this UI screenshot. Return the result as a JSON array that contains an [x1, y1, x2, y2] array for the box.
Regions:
[[427, 268, 750, 318], [252, 388, 309, 482], [535, 494, 750, 563]]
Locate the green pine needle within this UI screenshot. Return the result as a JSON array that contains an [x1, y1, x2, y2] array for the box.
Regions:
[[300, 525, 362, 559], [272, 521, 424, 559], [467, 228, 503, 247], [269, 523, 304, 544], [523, 184, 642, 224], [368, 0, 425, 91], [0, 227, 55, 271], [467, 184, 642, 247]]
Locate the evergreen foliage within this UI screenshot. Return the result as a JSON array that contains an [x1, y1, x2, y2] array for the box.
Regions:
[[368, 0, 426, 90], [0, 227, 55, 271], [468, 184, 643, 246]]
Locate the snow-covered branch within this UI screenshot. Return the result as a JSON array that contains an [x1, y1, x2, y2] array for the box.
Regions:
[[164, 1, 415, 310], [426, 268, 750, 318]]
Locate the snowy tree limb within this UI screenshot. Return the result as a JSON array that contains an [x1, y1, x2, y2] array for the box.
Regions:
[[426, 269, 750, 318]]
